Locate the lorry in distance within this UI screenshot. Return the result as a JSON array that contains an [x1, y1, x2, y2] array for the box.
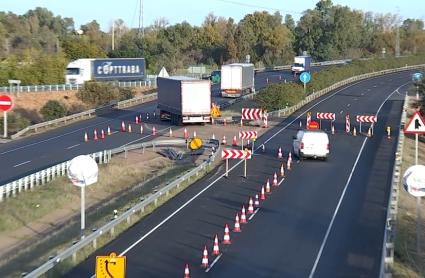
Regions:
[[157, 76, 211, 125], [291, 55, 312, 76], [65, 58, 145, 85], [220, 63, 255, 98]]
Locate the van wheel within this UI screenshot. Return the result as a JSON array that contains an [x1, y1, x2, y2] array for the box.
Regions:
[[298, 151, 304, 161]]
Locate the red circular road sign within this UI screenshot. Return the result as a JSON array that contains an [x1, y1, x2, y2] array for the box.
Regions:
[[308, 121, 319, 130], [0, 95, 13, 111]]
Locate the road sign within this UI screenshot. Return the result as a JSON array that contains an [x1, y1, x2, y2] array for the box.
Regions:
[[308, 121, 319, 129], [96, 252, 126, 278], [356, 115, 377, 123], [242, 108, 262, 120], [403, 165, 425, 197], [316, 112, 335, 120], [404, 111, 425, 134], [239, 131, 257, 140], [0, 95, 13, 111], [222, 149, 252, 159], [300, 72, 311, 84], [412, 72, 423, 82]]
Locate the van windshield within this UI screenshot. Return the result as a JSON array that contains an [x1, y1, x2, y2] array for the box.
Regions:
[[294, 63, 304, 67], [66, 68, 80, 75]]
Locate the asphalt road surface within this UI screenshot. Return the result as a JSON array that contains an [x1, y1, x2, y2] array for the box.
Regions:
[[65, 71, 412, 277], [0, 68, 303, 185]]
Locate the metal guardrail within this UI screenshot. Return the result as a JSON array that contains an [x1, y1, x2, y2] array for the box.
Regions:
[[0, 80, 154, 93], [0, 139, 186, 202], [10, 92, 158, 139], [25, 138, 219, 278], [379, 94, 408, 277]]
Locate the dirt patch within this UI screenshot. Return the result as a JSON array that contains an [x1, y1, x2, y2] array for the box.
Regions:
[[393, 97, 425, 277]]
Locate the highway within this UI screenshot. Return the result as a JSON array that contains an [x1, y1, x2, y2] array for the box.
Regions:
[[65, 71, 412, 277], [0, 68, 303, 185]]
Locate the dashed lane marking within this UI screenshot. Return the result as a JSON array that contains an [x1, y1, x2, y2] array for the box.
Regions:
[[13, 160, 31, 168]]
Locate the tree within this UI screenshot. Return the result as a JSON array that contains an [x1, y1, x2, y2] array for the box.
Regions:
[[40, 100, 68, 120]]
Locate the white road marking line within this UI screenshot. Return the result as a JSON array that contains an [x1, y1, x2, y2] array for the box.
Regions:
[[13, 160, 31, 167], [308, 81, 410, 278], [111, 131, 119, 135], [339, 110, 343, 114], [346, 103, 351, 107], [205, 253, 223, 272], [278, 178, 285, 186], [66, 144, 80, 150], [248, 208, 260, 221]]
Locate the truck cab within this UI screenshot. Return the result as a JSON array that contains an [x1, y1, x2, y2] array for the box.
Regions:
[[291, 56, 312, 76], [65, 59, 94, 85]]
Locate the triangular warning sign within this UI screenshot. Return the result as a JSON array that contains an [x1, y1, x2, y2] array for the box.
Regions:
[[404, 111, 425, 134], [158, 67, 169, 77]]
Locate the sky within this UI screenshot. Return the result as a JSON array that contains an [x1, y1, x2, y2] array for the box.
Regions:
[[1, 0, 424, 31]]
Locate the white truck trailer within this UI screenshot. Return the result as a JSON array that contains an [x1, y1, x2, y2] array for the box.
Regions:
[[157, 76, 211, 125], [220, 63, 255, 98]]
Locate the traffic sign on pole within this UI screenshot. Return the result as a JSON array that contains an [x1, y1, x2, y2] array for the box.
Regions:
[[300, 72, 311, 84], [96, 252, 126, 278], [404, 111, 425, 134], [0, 95, 13, 111]]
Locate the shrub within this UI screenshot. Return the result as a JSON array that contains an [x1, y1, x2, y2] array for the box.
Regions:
[[77, 81, 135, 106], [40, 100, 68, 121], [0, 111, 31, 134]]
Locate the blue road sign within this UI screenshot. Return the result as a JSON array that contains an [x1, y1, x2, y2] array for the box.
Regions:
[[412, 72, 423, 82], [300, 72, 311, 84]]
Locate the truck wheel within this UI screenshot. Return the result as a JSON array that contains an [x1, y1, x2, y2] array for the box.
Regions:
[[298, 151, 304, 161]]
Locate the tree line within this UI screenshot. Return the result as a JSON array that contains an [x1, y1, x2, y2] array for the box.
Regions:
[[0, 0, 424, 85]]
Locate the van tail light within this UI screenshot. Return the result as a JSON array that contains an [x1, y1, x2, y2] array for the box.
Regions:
[[327, 143, 330, 150], [301, 142, 304, 150]]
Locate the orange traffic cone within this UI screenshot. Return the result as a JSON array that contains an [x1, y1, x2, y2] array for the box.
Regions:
[[184, 128, 188, 140], [128, 124, 132, 133], [201, 245, 208, 268], [152, 126, 156, 136], [212, 133, 216, 140], [93, 129, 98, 141], [273, 172, 278, 186], [260, 186, 266, 200], [212, 234, 220, 256], [107, 126, 111, 135], [280, 163, 285, 177], [140, 125, 143, 134], [278, 147, 283, 159], [254, 194, 260, 207], [135, 115, 139, 124], [367, 127, 372, 137], [232, 135, 237, 146], [222, 135, 227, 145], [223, 224, 231, 244], [299, 120, 302, 128], [240, 119, 243, 127], [84, 131, 89, 142], [121, 121, 125, 132], [139, 114, 142, 123], [265, 179, 271, 193], [248, 197, 254, 214], [193, 131, 197, 138], [353, 126, 357, 136], [101, 129, 105, 139], [233, 213, 241, 232], [184, 264, 190, 278], [169, 128, 173, 137], [240, 205, 247, 224], [223, 118, 227, 126]]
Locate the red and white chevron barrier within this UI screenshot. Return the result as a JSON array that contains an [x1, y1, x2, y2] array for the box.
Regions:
[[356, 115, 377, 123], [316, 112, 335, 120], [239, 131, 258, 139], [306, 112, 311, 127], [222, 149, 252, 159], [242, 108, 263, 120], [345, 114, 350, 133]]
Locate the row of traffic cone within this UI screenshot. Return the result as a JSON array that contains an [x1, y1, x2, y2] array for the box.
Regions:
[[276, 146, 293, 170], [84, 126, 112, 142]]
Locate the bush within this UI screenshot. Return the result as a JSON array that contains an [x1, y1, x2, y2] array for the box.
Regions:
[[0, 111, 31, 134], [77, 81, 135, 106], [40, 100, 68, 121]]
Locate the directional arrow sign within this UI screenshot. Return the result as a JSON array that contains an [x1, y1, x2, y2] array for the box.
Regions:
[[222, 149, 252, 159], [0, 95, 13, 112], [404, 111, 425, 134], [412, 72, 423, 82], [300, 72, 311, 84]]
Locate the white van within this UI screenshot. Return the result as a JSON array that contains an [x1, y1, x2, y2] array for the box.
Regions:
[[292, 129, 330, 160]]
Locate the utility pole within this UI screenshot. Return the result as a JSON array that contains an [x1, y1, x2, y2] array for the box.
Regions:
[[138, 0, 144, 54], [395, 25, 400, 57], [112, 20, 115, 51]]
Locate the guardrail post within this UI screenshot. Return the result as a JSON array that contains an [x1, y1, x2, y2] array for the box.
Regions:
[[17, 179, 22, 193], [41, 170, 46, 185], [46, 168, 51, 182], [0, 186, 4, 202], [72, 252, 77, 263], [5, 183, 11, 198], [30, 174, 34, 190], [125, 148, 128, 159], [110, 227, 115, 236], [12, 181, 17, 197], [24, 176, 29, 191], [92, 238, 97, 249], [127, 215, 131, 224], [99, 152, 103, 165]]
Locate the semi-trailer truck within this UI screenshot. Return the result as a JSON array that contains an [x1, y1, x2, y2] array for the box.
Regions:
[[65, 58, 145, 85], [220, 63, 255, 97], [291, 56, 312, 75], [157, 76, 211, 125]]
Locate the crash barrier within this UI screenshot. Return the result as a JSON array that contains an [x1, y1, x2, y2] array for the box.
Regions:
[[0, 80, 154, 93], [379, 94, 408, 277], [10, 92, 158, 139], [0, 139, 189, 202], [24, 138, 220, 278]]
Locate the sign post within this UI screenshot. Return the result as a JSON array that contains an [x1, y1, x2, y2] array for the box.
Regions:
[[222, 149, 252, 178], [404, 110, 425, 254], [412, 72, 423, 100], [0, 95, 13, 138], [300, 72, 311, 93], [68, 155, 99, 238]]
